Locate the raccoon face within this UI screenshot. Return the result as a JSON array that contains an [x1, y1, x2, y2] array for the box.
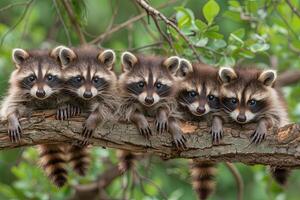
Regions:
[[120, 52, 180, 107], [12, 47, 63, 100], [59, 47, 116, 100], [219, 67, 277, 123], [176, 59, 221, 116]]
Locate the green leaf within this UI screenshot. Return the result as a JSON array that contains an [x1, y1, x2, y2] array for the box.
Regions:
[[205, 31, 224, 39], [175, 7, 194, 28], [249, 43, 270, 52], [195, 38, 209, 47], [195, 19, 207, 31], [218, 56, 235, 67], [203, 0, 220, 24], [211, 39, 227, 49], [232, 28, 245, 38]]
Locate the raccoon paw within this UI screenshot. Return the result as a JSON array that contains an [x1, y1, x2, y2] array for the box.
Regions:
[[155, 119, 168, 134], [56, 106, 69, 120], [69, 105, 81, 117], [8, 123, 22, 143], [137, 124, 152, 139], [173, 135, 187, 150], [250, 127, 266, 144], [210, 127, 223, 145], [81, 125, 95, 142]]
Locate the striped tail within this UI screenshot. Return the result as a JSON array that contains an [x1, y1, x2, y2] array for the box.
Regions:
[[190, 160, 216, 200], [68, 145, 90, 176], [270, 167, 290, 186], [117, 150, 136, 173], [37, 144, 68, 187]]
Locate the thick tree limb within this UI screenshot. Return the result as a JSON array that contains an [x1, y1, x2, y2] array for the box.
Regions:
[[277, 69, 300, 86], [0, 111, 300, 168]]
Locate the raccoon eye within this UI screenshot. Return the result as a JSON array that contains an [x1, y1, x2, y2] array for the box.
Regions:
[[156, 82, 162, 89], [92, 76, 100, 84], [46, 74, 53, 81], [230, 98, 238, 104], [75, 76, 83, 82], [248, 99, 256, 106], [138, 81, 145, 88], [27, 75, 36, 82], [189, 91, 197, 97], [208, 95, 215, 101]]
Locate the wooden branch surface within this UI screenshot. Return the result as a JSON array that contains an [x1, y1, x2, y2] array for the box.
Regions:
[[1, 111, 300, 168]]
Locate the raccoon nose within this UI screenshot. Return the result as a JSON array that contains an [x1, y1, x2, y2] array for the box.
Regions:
[[36, 89, 46, 98], [237, 114, 246, 123], [83, 91, 93, 99], [196, 106, 206, 114], [145, 96, 154, 105]]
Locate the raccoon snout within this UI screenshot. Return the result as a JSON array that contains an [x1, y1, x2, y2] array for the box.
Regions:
[[196, 106, 206, 114], [36, 89, 46, 98], [83, 91, 93, 99], [144, 96, 154, 105], [237, 114, 246, 123]]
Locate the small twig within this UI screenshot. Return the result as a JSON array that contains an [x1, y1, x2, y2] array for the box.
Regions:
[[129, 42, 163, 52], [135, 0, 201, 62], [53, 0, 72, 45], [286, 0, 300, 18], [61, 0, 86, 44], [89, 0, 178, 45], [0, 2, 28, 12], [225, 162, 244, 200], [0, 0, 34, 46]]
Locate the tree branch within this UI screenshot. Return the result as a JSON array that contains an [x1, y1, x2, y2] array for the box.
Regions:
[[1, 111, 300, 168], [277, 69, 300, 86], [135, 0, 201, 62], [61, 0, 86, 44]]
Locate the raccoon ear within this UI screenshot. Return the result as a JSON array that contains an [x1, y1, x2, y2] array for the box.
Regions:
[[98, 49, 116, 70], [121, 51, 137, 72], [59, 47, 76, 67], [218, 67, 237, 83], [50, 45, 66, 60], [176, 58, 193, 77], [163, 56, 180, 75], [12, 48, 29, 66], [258, 69, 277, 86]]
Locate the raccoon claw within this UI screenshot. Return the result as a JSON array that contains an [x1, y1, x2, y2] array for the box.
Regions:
[[8, 125, 22, 143], [56, 107, 68, 120], [138, 126, 152, 139], [250, 130, 266, 144], [69, 105, 81, 117], [210, 130, 223, 144], [155, 120, 168, 134], [173, 135, 187, 150], [81, 125, 94, 141]]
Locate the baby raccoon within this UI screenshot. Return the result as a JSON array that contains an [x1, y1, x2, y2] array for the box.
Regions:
[[0, 47, 68, 187], [218, 67, 290, 185], [118, 52, 185, 148], [175, 59, 223, 200], [57, 46, 118, 175]]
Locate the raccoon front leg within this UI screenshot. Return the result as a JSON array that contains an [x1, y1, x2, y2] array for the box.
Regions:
[[210, 115, 223, 144], [80, 110, 102, 146], [250, 118, 269, 144], [130, 111, 152, 139], [56, 104, 81, 120], [168, 117, 186, 149], [7, 113, 22, 143], [155, 107, 169, 134]]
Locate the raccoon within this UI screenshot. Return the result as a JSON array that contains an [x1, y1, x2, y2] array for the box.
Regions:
[[175, 59, 223, 200], [0, 47, 68, 187], [118, 52, 186, 148], [57, 46, 118, 176], [218, 66, 290, 185]]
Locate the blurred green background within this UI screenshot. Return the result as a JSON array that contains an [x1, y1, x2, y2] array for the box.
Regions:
[[0, 0, 300, 199]]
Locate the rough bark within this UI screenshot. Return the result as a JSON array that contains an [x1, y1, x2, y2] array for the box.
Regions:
[[0, 111, 300, 168]]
